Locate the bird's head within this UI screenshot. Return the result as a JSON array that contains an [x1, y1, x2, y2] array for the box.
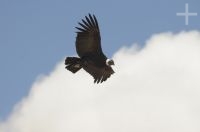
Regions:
[[106, 59, 115, 66]]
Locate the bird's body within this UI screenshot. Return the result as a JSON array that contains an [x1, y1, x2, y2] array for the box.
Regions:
[[65, 14, 114, 83]]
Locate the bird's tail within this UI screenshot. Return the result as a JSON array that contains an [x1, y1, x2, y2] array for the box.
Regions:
[[65, 57, 82, 73]]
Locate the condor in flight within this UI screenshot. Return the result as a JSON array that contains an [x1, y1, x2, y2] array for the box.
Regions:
[[65, 14, 115, 83]]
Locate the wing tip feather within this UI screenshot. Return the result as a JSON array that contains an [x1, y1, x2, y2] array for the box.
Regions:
[[76, 13, 99, 33]]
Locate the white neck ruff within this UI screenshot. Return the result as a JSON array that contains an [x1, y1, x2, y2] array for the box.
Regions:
[[106, 59, 111, 66]]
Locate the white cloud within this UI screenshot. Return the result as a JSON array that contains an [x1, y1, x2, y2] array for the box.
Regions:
[[1, 31, 200, 132]]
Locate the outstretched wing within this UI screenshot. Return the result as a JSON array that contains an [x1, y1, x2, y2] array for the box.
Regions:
[[83, 60, 115, 83], [75, 14, 105, 58]]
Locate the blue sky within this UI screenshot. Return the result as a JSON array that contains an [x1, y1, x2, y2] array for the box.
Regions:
[[0, 0, 199, 120]]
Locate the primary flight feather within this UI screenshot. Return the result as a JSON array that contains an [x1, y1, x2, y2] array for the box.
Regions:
[[65, 14, 115, 83]]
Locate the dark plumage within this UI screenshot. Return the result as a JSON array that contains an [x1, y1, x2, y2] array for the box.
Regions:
[[65, 14, 115, 83]]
